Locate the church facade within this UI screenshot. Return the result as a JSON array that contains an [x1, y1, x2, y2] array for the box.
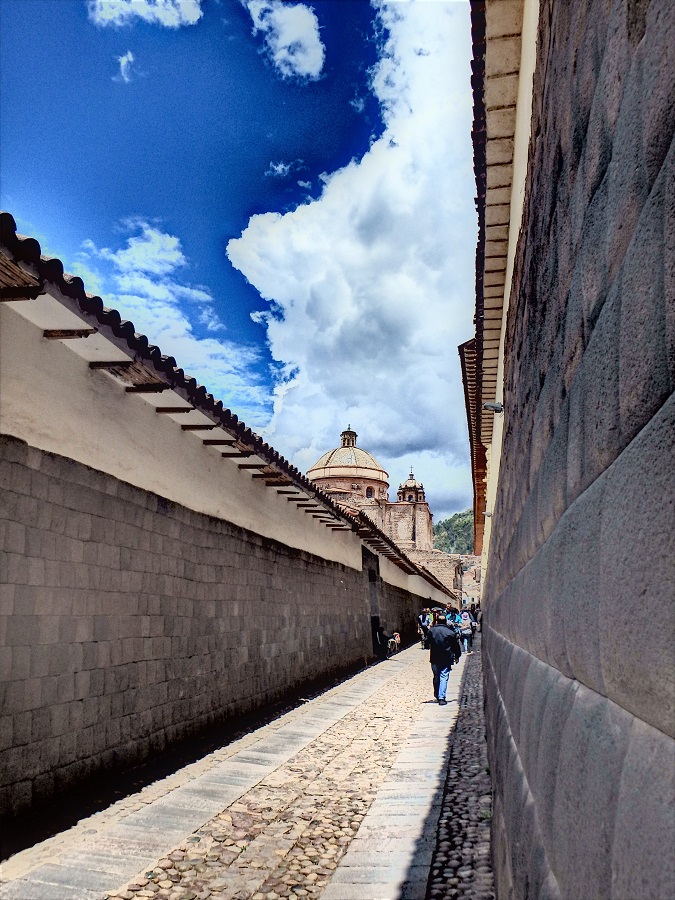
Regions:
[[307, 427, 462, 598]]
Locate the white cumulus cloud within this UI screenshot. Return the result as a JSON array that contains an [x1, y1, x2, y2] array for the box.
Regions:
[[78, 221, 269, 424], [227, 0, 476, 519], [114, 50, 136, 83], [242, 0, 325, 80], [88, 0, 204, 28], [89, 219, 186, 275]]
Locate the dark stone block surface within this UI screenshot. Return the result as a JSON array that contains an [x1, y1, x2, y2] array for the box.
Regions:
[[482, 0, 675, 896]]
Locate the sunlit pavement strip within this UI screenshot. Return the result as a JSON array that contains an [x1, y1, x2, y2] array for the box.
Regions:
[[0, 646, 466, 900], [321, 658, 464, 900]]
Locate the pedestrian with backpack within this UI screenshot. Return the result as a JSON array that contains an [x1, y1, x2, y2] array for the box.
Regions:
[[459, 609, 473, 653]]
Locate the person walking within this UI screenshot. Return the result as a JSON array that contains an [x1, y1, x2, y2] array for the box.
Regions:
[[374, 622, 392, 660], [459, 609, 473, 653], [417, 607, 432, 648], [427, 614, 462, 706]]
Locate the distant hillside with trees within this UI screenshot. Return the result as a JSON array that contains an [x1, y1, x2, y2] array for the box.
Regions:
[[433, 508, 474, 555]]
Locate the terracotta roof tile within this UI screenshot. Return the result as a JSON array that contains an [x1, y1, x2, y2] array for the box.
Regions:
[[0, 252, 41, 299]]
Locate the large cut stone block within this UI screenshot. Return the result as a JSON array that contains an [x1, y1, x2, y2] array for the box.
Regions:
[[551, 686, 632, 897], [532, 673, 577, 862], [515, 653, 557, 790], [618, 153, 671, 446], [611, 717, 675, 899], [599, 394, 675, 738], [501, 643, 533, 750], [557, 475, 607, 695], [641, 0, 675, 191]]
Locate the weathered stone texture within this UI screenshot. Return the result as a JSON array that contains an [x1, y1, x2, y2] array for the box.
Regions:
[[0, 435, 421, 820], [483, 0, 675, 896], [405, 550, 462, 596]]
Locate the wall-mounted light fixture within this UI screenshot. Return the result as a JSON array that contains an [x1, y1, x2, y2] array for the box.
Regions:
[[483, 402, 504, 414], [483, 511, 492, 517]]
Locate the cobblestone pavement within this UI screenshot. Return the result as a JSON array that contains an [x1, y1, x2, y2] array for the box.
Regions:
[[426, 639, 494, 900], [0, 642, 493, 900]]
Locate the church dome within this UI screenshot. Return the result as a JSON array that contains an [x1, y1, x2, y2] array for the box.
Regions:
[[307, 426, 389, 486]]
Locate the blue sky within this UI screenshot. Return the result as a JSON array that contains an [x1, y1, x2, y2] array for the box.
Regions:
[[1, 0, 476, 519]]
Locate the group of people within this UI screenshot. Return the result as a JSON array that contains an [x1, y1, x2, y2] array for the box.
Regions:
[[417, 603, 481, 706]]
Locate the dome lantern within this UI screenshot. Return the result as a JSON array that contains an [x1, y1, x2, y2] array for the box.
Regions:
[[341, 425, 357, 448]]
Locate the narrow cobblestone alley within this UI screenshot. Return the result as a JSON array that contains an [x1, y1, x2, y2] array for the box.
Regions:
[[0, 642, 493, 900]]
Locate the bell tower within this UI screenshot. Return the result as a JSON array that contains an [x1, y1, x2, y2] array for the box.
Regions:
[[397, 468, 426, 503]]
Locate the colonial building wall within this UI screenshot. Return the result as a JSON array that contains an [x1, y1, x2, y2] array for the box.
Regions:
[[407, 551, 462, 597], [383, 504, 433, 552], [413, 505, 433, 551], [482, 2, 674, 897], [336, 495, 385, 530], [0, 434, 427, 820], [383, 503, 415, 547], [310, 475, 388, 503]]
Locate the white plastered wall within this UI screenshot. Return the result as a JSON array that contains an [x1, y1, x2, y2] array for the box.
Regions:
[[379, 557, 448, 608], [0, 297, 360, 566], [0, 294, 448, 604]]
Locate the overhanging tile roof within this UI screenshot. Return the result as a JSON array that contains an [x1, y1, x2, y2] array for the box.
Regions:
[[0, 211, 450, 596], [460, 0, 489, 554], [458, 338, 486, 555], [462, 0, 524, 551], [0, 253, 42, 299], [476, 0, 524, 446]]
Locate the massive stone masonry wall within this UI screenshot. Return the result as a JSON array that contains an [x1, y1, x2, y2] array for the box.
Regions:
[[0, 435, 421, 820], [483, 1, 675, 898]]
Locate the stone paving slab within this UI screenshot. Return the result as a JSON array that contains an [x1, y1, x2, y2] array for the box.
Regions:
[[0, 883, 104, 900], [318, 878, 431, 900], [0, 643, 494, 900]]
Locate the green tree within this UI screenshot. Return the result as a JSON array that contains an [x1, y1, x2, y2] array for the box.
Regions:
[[433, 508, 474, 555]]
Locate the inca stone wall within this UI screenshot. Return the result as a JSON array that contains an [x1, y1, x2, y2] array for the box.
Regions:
[[482, 1, 675, 897], [0, 435, 420, 821]]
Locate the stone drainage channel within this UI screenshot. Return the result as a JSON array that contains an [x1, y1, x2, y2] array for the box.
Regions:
[[0, 641, 494, 900]]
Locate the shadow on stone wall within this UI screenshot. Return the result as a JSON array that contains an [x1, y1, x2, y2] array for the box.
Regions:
[[0, 656, 370, 861]]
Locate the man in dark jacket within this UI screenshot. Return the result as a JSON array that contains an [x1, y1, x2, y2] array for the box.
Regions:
[[428, 614, 462, 705]]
